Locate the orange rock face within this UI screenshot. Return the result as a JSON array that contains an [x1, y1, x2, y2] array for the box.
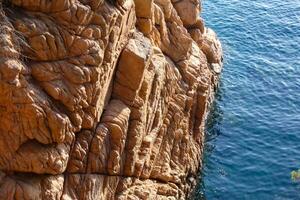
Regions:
[[0, 0, 222, 199]]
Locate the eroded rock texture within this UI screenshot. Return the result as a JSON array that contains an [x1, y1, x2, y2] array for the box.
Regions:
[[0, 0, 222, 199]]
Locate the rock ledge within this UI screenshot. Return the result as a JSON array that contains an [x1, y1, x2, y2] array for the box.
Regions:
[[0, 0, 222, 199]]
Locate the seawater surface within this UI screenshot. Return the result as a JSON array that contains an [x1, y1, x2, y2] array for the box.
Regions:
[[195, 0, 300, 199]]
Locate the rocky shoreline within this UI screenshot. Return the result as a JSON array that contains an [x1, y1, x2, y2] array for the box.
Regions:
[[0, 0, 222, 199]]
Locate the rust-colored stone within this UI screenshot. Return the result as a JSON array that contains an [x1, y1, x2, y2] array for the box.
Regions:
[[0, 0, 222, 199]]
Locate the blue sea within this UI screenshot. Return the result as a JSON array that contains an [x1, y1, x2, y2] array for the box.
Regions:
[[194, 0, 300, 199]]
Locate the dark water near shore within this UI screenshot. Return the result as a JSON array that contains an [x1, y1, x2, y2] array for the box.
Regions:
[[194, 0, 300, 199]]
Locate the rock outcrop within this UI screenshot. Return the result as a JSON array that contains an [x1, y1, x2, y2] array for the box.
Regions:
[[0, 0, 222, 199]]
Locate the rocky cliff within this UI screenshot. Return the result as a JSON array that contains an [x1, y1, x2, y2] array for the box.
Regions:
[[0, 0, 222, 199]]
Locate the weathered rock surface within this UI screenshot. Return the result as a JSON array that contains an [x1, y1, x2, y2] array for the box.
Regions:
[[0, 0, 222, 199]]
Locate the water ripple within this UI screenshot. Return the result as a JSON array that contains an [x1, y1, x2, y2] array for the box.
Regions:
[[194, 0, 300, 199]]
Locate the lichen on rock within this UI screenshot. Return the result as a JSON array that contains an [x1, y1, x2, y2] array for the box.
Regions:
[[0, 0, 222, 199]]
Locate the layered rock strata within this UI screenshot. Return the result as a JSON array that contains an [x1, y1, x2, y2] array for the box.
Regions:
[[0, 0, 222, 199]]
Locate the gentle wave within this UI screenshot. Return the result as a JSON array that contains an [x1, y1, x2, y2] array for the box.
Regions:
[[195, 0, 300, 199]]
